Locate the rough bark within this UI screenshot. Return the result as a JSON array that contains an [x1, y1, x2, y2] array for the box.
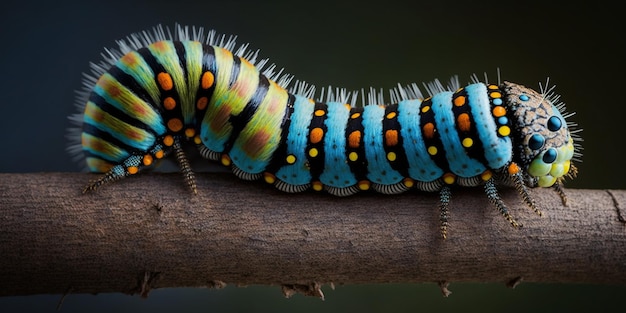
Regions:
[[1, 172, 625, 298]]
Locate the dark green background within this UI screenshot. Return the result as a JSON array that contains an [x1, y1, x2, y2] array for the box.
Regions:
[[1, 0, 624, 312]]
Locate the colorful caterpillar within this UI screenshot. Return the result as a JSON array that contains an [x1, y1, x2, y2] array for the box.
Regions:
[[67, 25, 581, 238]]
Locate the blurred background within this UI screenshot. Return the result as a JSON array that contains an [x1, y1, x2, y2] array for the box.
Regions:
[[1, 0, 624, 312]]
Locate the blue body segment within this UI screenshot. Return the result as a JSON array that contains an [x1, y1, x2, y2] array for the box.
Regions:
[[274, 95, 315, 185], [431, 91, 486, 177], [465, 84, 512, 169], [319, 102, 357, 187], [362, 105, 403, 184], [397, 99, 444, 181]]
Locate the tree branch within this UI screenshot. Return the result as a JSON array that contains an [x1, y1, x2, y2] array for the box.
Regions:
[[1, 172, 625, 298]]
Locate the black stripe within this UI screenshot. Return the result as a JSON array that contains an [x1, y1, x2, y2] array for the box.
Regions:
[[88, 92, 157, 134], [382, 105, 410, 177], [228, 54, 241, 87], [345, 106, 368, 181], [82, 122, 141, 161], [419, 98, 450, 172], [306, 102, 328, 181], [222, 74, 270, 154]]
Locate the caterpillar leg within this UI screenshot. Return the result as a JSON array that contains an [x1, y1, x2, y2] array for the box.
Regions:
[[553, 182, 568, 206], [484, 178, 521, 228], [439, 186, 452, 239], [172, 137, 197, 194], [508, 164, 542, 216], [83, 166, 128, 193]]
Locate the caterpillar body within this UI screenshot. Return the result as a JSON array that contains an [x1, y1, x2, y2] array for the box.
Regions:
[[68, 25, 581, 238]]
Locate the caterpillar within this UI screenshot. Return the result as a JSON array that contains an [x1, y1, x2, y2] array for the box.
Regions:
[[67, 25, 581, 238]]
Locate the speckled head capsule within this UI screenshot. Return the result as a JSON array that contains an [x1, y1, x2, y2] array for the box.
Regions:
[[501, 81, 578, 188]]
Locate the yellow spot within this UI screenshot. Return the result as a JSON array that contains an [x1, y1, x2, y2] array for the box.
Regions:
[[386, 111, 397, 119], [421, 105, 430, 113], [488, 84, 499, 90], [423, 122, 435, 139], [286, 154, 297, 164], [508, 162, 520, 175], [264, 172, 276, 184], [142, 154, 153, 166], [457, 113, 471, 132], [157, 72, 173, 91], [492, 106, 506, 117], [481, 170, 493, 181], [358, 180, 371, 190], [443, 173, 456, 185], [155, 150, 164, 159], [196, 96, 208, 110], [310, 127, 324, 144], [385, 129, 399, 146], [221, 154, 231, 166], [163, 97, 176, 110], [349, 151, 359, 161], [348, 131, 361, 148], [387, 151, 397, 162], [498, 125, 511, 136], [314, 109, 325, 116], [453, 95, 466, 106], [345, 104, 352, 110], [185, 128, 195, 138], [351, 112, 361, 119], [312, 181, 323, 191], [403, 178, 414, 188], [308, 148, 319, 158], [127, 166, 139, 175], [490, 91, 502, 98], [167, 118, 183, 132], [462, 137, 473, 148], [427, 146, 438, 155], [193, 135, 202, 145], [201, 71, 214, 89], [163, 135, 174, 147]]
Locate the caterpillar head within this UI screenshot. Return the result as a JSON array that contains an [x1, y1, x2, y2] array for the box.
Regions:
[[501, 81, 578, 187]]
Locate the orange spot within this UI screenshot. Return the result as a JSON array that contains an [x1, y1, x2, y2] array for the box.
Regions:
[[358, 180, 371, 190], [201, 71, 214, 89], [492, 106, 506, 117], [345, 104, 352, 110], [221, 154, 231, 166], [314, 109, 325, 117], [348, 131, 361, 148], [162, 135, 174, 147], [508, 162, 520, 175], [264, 172, 276, 184], [143, 154, 153, 166], [385, 129, 399, 146], [196, 96, 208, 110], [167, 118, 183, 132], [163, 97, 176, 110], [157, 72, 173, 91], [403, 178, 414, 188], [453, 95, 466, 106], [421, 105, 430, 113], [488, 84, 499, 90], [443, 173, 456, 184], [193, 135, 202, 145], [121, 53, 138, 65], [127, 166, 139, 175], [310, 127, 324, 144], [312, 181, 323, 191], [185, 128, 195, 138], [423, 122, 435, 139], [481, 170, 492, 181], [490, 91, 502, 98], [155, 150, 164, 159], [386, 111, 397, 119], [457, 113, 471, 132], [351, 112, 361, 119]]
